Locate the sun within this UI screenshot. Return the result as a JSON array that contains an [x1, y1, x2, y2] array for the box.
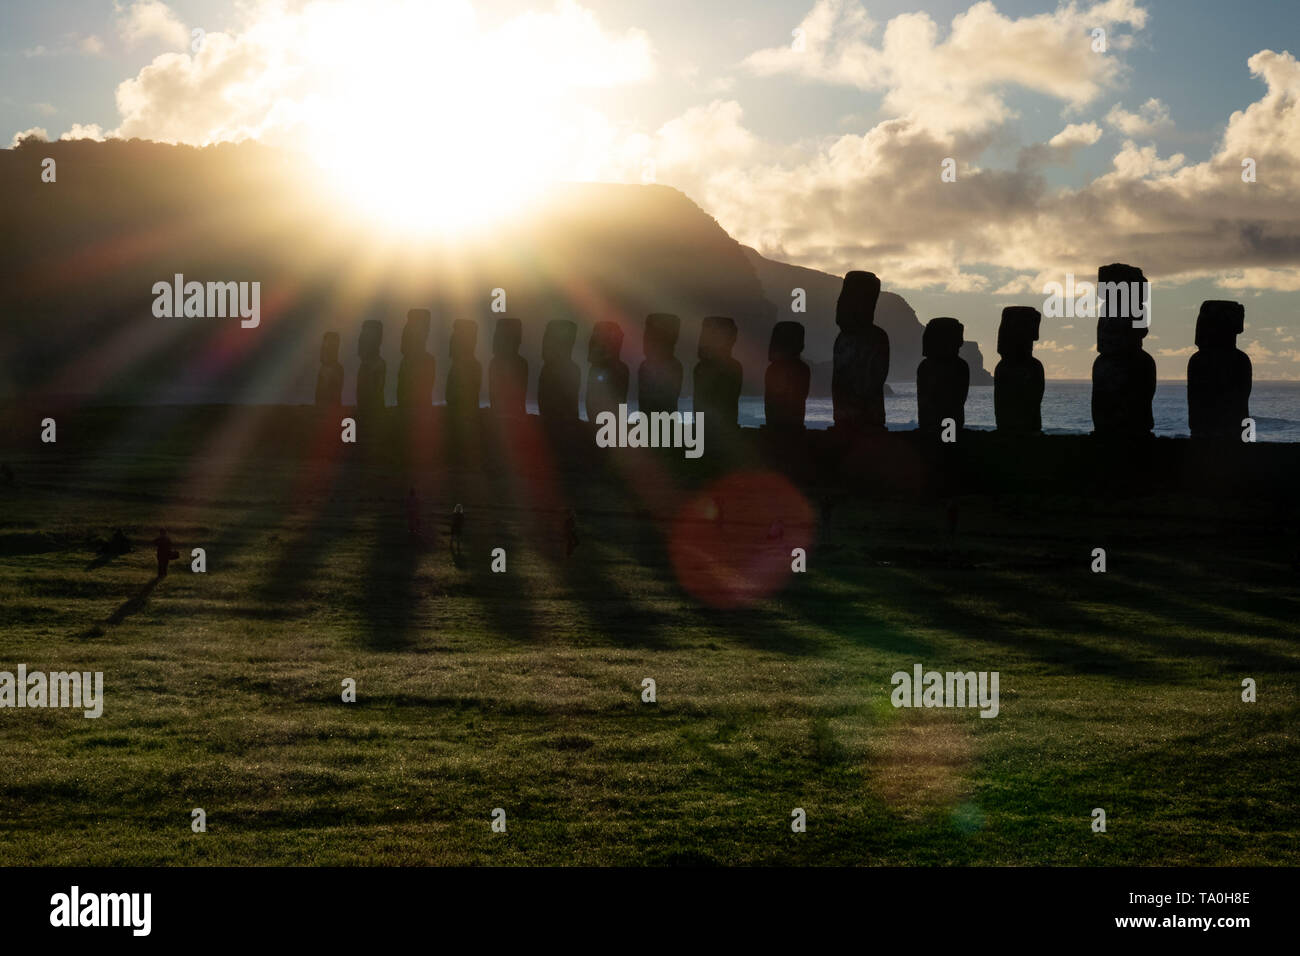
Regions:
[[283, 0, 617, 240]]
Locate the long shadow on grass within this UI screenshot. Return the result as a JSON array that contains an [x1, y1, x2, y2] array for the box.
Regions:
[[77, 577, 159, 638]]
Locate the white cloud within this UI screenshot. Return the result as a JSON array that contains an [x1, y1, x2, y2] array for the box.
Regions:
[[743, 0, 1149, 134], [60, 123, 108, 141], [116, 1, 189, 49], [79, 35, 106, 55], [1106, 97, 1172, 136], [10, 127, 49, 147]]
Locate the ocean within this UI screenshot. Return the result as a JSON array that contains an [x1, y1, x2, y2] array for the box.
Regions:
[[548, 381, 1300, 442], [739, 381, 1300, 442]]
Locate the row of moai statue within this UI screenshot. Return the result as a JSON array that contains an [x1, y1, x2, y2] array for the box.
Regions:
[[314, 309, 747, 425], [314, 263, 1251, 439], [822, 264, 1251, 440]]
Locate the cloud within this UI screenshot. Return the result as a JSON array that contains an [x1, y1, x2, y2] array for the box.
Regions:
[[1105, 97, 1172, 136], [743, 0, 1149, 134], [33, 103, 57, 117], [10, 127, 49, 147], [649, 33, 1300, 293], [102, 0, 654, 152], [79, 35, 106, 55], [59, 123, 108, 141], [116, 1, 189, 49]]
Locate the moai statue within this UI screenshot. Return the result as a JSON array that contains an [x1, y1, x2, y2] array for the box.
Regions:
[[1187, 300, 1251, 440], [1091, 263, 1155, 437], [917, 317, 969, 436], [586, 321, 629, 422], [315, 331, 344, 407], [538, 320, 580, 421], [994, 306, 1044, 435], [637, 313, 683, 414], [355, 319, 386, 413], [764, 321, 810, 430], [488, 317, 527, 417], [831, 271, 890, 430], [445, 319, 482, 417], [694, 316, 743, 430], [396, 308, 435, 409]]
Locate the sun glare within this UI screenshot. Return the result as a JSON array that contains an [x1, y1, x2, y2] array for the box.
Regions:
[[279, 0, 636, 239]]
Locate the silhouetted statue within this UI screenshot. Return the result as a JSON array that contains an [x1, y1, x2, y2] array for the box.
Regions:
[[1188, 300, 1251, 441], [1091, 263, 1155, 437], [315, 331, 344, 407], [994, 306, 1044, 435], [396, 309, 434, 409], [764, 321, 810, 430], [586, 321, 629, 421], [538, 320, 580, 421], [445, 319, 482, 417], [637, 313, 683, 414], [356, 319, 387, 413], [832, 271, 890, 430], [694, 315, 742, 429], [917, 317, 969, 436], [489, 317, 528, 417]]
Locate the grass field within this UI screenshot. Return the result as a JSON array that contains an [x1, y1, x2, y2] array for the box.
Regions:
[[1, 407, 1297, 865]]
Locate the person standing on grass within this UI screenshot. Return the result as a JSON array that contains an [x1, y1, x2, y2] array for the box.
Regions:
[[152, 528, 177, 578], [450, 504, 464, 559]]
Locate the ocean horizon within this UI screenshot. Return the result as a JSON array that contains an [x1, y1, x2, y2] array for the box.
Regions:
[[545, 380, 1300, 442]]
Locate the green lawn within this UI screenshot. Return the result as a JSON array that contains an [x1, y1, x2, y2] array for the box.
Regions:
[[1, 408, 1296, 865]]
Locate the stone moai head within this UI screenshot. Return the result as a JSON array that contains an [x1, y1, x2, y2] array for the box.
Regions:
[[698, 316, 738, 361], [358, 319, 383, 361], [1096, 263, 1148, 354], [1195, 300, 1245, 351], [997, 307, 1041, 359], [588, 321, 624, 366], [769, 321, 805, 361], [922, 317, 964, 359], [643, 313, 681, 362], [401, 309, 431, 357], [450, 319, 478, 360], [543, 319, 577, 363], [835, 271, 882, 332], [321, 331, 340, 365], [493, 317, 522, 357]]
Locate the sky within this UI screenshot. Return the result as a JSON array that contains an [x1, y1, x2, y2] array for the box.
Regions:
[[4, 0, 1300, 378]]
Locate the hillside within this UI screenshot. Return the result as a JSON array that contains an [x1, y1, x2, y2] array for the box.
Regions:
[[0, 137, 989, 406]]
